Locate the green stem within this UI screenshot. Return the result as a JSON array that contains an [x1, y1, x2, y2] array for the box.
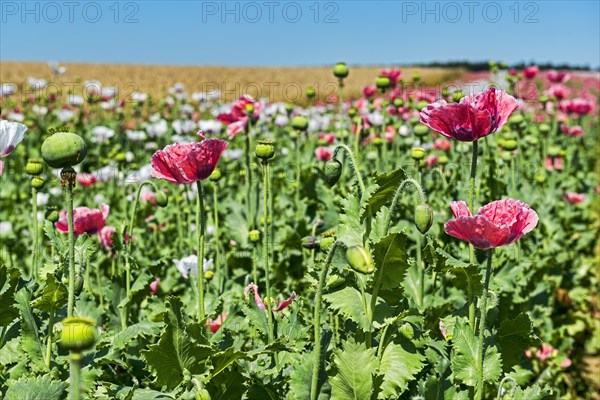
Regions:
[[245, 126, 253, 227], [262, 160, 274, 343], [475, 250, 493, 400], [468, 140, 479, 328], [213, 183, 222, 293], [32, 185, 39, 281], [334, 143, 366, 194], [338, 79, 344, 133], [384, 178, 425, 234], [417, 233, 424, 308], [69, 352, 82, 400], [295, 137, 301, 208], [65, 179, 76, 318], [310, 242, 341, 400], [45, 306, 55, 369], [196, 181, 206, 322]]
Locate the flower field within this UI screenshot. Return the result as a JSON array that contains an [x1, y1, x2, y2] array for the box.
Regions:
[[0, 63, 599, 400]]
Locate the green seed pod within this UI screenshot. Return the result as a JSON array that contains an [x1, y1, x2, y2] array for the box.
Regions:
[[381, 100, 390, 108], [508, 114, 523, 125], [452, 91, 464, 102], [373, 137, 383, 147], [74, 274, 84, 296], [416, 100, 429, 111], [154, 191, 168, 207], [411, 147, 426, 160], [502, 139, 518, 151], [438, 155, 449, 165], [413, 124, 429, 137], [302, 236, 319, 250], [345, 245, 374, 274], [393, 98, 404, 107], [415, 204, 433, 234], [248, 229, 261, 243], [441, 87, 450, 97], [333, 62, 349, 79], [375, 75, 390, 90], [538, 123, 551, 134], [41, 131, 87, 168], [31, 176, 45, 189], [209, 168, 222, 182], [285, 103, 294, 113], [399, 323, 415, 339], [25, 159, 44, 176], [535, 173, 546, 183], [60, 316, 96, 352], [45, 207, 59, 223], [547, 146, 561, 157], [348, 108, 357, 118], [291, 116, 309, 131], [255, 140, 275, 160], [501, 152, 513, 161], [538, 95, 550, 103], [323, 159, 343, 187], [412, 72, 421, 82], [306, 87, 316, 98]]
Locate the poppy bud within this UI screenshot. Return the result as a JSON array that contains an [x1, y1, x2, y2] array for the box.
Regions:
[[324, 159, 342, 187], [539, 95, 550, 103], [382, 100, 390, 108], [285, 103, 294, 113], [41, 131, 87, 168], [209, 168, 222, 182], [535, 173, 546, 183], [248, 229, 261, 243], [502, 139, 518, 151], [373, 137, 383, 147], [25, 159, 44, 176], [413, 124, 429, 137], [348, 108, 357, 118], [346, 245, 374, 274], [306, 87, 316, 98], [375, 76, 390, 90], [154, 191, 168, 207], [74, 274, 84, 296], [204, 270, 214, 279], [539, 123, 551, 134], [45, 207, 59, 223], [399, 323, 415, 339], [500, 152, 513, 161], [333, 62, 349, 79], [394, 98, 403, 107], [441, 88, 450, 97], [547, 146, 561, 157], [412, 72, 421, 82], [115, 152, 127, 162], [320, 236, 335, 253], [452, 91, 464, 102], [302, 236, 319, 250], [60, 316, 96, 352], [291, 116, 309, 131], [508, 114, 523, 125], [415, 204, 433, 234], [416, 100, 429, 111], [411, 147, 426, 160], [31, 176, 45, 189], [255, 140, 275, 160]]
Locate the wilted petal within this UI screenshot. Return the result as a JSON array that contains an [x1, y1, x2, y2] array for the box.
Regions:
[[244, 282, 266, 310], [274, 291, 297, 312]]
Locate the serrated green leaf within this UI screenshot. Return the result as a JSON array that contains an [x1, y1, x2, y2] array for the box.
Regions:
[[369, 168, 407, 213], [373, 232, 409, 291], [330, 339, 378, 400], [14, 287, 45, 370], [323, 286, 393, 331], [378, 342, 425, 398], [451, 320, 502, 388], [31, 274, 68, 312], [0, 264, 20, 325], [497, 313, 537, 371], [142, 296, 215, 389], [514, 384, 554, 400], [4, 374, 68, 400]]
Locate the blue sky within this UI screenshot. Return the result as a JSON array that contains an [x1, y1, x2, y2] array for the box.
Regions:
[[1, 1, 599, 67]]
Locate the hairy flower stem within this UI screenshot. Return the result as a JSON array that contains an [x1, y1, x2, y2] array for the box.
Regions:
[[45, 305, 55, 369], [69, 352, 82, 400], [31, 185, 40, 281], [333, 144, 366, 195], [384, 178, 426, 233], [213, 183, 223, 293], [245, 127, 254, 227], [262, 160, 274, 344], [64, 173, 76, 318], [476, 250, 493, 400], [468, 140, 479, 328], [310, 242, 342, 400], [338, 79, 344, 134], [196, 181, 206, 323]]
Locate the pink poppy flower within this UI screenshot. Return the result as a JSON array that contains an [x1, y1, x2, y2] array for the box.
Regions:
[[523, 65, 539, 79], [380, 68, 402, 88], [149, 278, 160, 296], [244, 282, 296, 312], [318, 132, 336, 144], [99, 225, 117, 249], [535, 343, 557, 361], [546, 84, 569, 100], [559, 98, 594, 115], [216, 95, 262, 139], [563, 125, 584, 137], [433, 138, 451, 151], [151, 138, 227, 184], [363, 85, 377, 98], [444, 199, 538, 250], [560, 358, 572, 369], [56, 204, 110, 236], [545, 157, 564, 171], [315, 146, 333, 162], [206, 313, 228, 333], [420, 87, 519, 142], [0, 160, 3, 176], [425, 154, 439, 168], [78, 173, 97, 187], [563, 192, 587, 204], [546, 70, 570, 84]]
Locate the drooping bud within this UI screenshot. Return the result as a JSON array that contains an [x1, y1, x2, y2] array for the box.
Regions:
[[74, 274, 84, 296], [60, 316, 97, 352], [302, 236, 319, 250], [45, 207, 59, 223], [323, 159, 342, 187], [345, 245, 374, 274], [399, 323, 415, 339], [415, 204, 433, 234], [154, 191, 169, 207]]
